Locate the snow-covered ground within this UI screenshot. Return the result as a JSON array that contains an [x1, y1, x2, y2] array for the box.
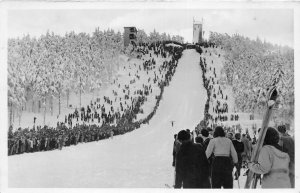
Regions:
[[8, 49, 208, 188]]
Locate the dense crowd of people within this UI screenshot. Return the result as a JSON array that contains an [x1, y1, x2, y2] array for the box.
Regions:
[[8, 42, 183, 156], [172, 124, 294, 189], [195, 45, 237, 129]]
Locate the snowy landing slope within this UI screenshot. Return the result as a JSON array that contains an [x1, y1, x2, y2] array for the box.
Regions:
[[8, 49, 207, 188]]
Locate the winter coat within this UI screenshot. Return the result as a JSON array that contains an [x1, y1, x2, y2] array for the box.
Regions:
[[206, 137, 238, 164], [232, 139, 244, 162], [175, 141, 210, 188], [173, 140, 181, 155], [241, 137, 251, 156], [279, 134, 294, 187], [248, 145, 291, 188], [202, 138, 210, 150]]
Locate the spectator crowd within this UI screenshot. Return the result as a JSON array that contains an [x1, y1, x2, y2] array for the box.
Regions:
[[8, 41, 183, 156], [195, 44, 239, 130], [172, 125, 294, 189]]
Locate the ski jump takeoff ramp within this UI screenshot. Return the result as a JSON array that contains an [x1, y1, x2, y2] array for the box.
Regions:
[[9, 49, 207, 188]]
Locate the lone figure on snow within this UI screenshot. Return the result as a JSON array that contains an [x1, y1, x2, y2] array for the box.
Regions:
[[171, 121, 175, 128]]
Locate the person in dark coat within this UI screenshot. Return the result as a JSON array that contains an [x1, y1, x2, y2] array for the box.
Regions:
[[278, 125, 295, 188], [232, 133, 244, 179], [200, 128, 212, 183], [201, 128, 210, 150], [173, 134, 181, 167], [175, 130, 210, 188], [172, 134, 178, 167]]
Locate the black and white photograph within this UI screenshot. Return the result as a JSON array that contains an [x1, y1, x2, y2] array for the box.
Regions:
[[0, 1, 299, 191]]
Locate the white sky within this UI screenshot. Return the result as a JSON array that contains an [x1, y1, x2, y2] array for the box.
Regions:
[[8, 9, 293, 47]]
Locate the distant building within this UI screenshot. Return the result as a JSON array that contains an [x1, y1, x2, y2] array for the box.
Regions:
[[124, 27, 137, 47], [193, 20, 203, 44]]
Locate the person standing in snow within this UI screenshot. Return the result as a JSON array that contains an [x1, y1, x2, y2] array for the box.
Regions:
[[175, 130, 210, 188], [171, 121, 175, 127], [232, 133, 244, 179], [172, 134, 179, 167], [248, 127, 291, 188], [200, 128, 212, 184], [206, 126, 238, 188], [277, 125, 294, 188], [241, 134, 251, 167]]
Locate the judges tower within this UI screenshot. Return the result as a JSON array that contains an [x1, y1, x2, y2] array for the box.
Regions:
[[124, 27, 137, 47], [193, 19, 203, 44]]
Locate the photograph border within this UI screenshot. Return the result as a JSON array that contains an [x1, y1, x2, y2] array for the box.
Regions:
[[0, 1, 299, 193]]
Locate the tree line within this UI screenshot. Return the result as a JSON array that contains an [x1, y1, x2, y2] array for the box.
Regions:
[[8, 28, 184, 127], [209, 32, 294, 124]]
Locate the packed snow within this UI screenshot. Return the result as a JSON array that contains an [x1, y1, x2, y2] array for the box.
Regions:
[[165, 43, 182, 48]]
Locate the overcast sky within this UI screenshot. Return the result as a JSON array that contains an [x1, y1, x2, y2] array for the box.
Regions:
[[8, 9, 293, 47]]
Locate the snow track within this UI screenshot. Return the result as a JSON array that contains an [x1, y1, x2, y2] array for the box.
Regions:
[[8, 49, 207, 188]]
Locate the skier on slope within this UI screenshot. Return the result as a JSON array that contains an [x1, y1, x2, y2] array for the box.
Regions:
[[248, 127, 291, 188], [174, 130, 210, 188], [171, 121, 175, 127]]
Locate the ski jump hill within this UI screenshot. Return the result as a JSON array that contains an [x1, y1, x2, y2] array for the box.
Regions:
[[9, 48, 207, 188], [10, 46, 249, 188]]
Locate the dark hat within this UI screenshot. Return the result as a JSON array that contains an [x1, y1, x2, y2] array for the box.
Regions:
[[177, 130, 190, 141]]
